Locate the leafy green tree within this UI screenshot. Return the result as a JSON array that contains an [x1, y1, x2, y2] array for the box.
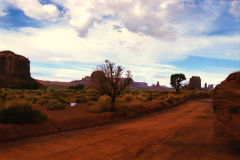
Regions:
[[170, 73, 186, 93], [90, 60, 132, 110]]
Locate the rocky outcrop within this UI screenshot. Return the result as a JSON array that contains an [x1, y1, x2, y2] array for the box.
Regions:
[[208, 84, 214, 90], [0, 51, 31, 80], [0, 50, 40, 89], [183, 76, 201, 90], [213, 71, 240, 140], [189, 76, 201, 90]]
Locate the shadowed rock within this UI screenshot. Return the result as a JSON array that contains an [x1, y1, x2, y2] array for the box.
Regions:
[[189, 76, 201, 90], [213, 71, 240, 141], [0, 50, 31, 80], [0, 50, 41, 89]]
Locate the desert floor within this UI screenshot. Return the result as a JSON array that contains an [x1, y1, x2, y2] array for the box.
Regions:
[[0, 100, 239, 160]]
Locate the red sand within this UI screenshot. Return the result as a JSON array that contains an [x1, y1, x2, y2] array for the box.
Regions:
[[0, 103, 123, 141], [0, 100, 239, 160]]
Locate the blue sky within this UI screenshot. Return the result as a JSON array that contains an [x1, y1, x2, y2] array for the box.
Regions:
[[0, 0, 239, 86]]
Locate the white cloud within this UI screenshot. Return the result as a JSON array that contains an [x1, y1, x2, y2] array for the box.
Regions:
[[0, 21, 238, 85], [0, 1, 7, 16], [229, 1, 240, 20], [4, 0, 60, 21], [0, 0, 230, 40], [50, 0, 226, 39], [31, 66, 92, 82]]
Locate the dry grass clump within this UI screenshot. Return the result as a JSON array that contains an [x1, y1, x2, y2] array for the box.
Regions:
[[146, 94, 153, 101], [76, 96, 88, 103], [88, 93, 99, 101], [0, 100, 47, 124], [115, 90, 213, 118], [124, 94, 134, 102], [116, 101, 146, 118], [87, 95, 112, 113], [47, 100, 66, 110]]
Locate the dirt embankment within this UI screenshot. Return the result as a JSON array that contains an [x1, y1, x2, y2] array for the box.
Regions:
[[0, 100, 239, 160]]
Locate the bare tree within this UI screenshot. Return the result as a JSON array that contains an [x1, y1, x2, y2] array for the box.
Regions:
[[90, 60, 132, 110]]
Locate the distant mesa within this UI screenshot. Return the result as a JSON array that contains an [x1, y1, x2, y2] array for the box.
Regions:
[[128, 79, 169, 90], [0, 50, 41, 89], [204, 83, 214, 90], [213, 71, 240, 141], [207, 84, 214, 90], [128, 79, 148, 90], [187, 76, 201, 90], [149, 81, 169, 91], [37, 76, 91, 88], [183, 76, 213, 91], [182, 76, 201, 90], [38, 76, 170, 90]]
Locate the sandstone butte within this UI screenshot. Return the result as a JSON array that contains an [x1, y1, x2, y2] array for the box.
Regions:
[[213, 71, 240, 141], [0, 50, 40, 88]]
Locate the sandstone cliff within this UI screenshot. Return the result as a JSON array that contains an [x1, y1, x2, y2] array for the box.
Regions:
[[0, 50, 40, 89], [213, 71, 240, 140], [0, 51, 31, 80]]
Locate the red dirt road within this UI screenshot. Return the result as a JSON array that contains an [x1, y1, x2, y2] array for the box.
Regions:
[[0, 100, 239, 160]]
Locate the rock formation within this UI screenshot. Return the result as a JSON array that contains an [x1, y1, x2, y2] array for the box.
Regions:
[[0, 50, 40, 89], [0, 51, 31, 80], [130, 81, 149, 89], [213, 71, 240, 140], [204, 83, 207, 90], [185, 76, 201, 90], [208, 84, 214, 90], [149, 81, 169, 91]]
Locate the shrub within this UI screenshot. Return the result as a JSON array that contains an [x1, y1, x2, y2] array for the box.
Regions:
[[38, 99, 48, 106], [141, 93, 147, 98], [89, 96, 99, 101], [131, 90, 140, 95], [147, 95, 153, 101], [125, 102, 145, 118], [47, 100, 66, 110], [87, 95, 112, 113], [124, 95, 134, 102], [20, 82, 40, 89], [59, 98, 68, 104], [0, 101, 47, 124], [68, 84, 84, 90], [76, 97, 88, 103], [32, 97, 38, 104], [98, 95, 112, 111]]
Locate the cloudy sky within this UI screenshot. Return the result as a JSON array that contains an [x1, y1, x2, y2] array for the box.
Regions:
[[0, 0, 239, 86]]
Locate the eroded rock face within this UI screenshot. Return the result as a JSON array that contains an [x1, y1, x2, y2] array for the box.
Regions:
[[0, 50, 40, 89], [0, 51, 30, 80], [213, 71, 240, 140], [188, 76, 201, 90]]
